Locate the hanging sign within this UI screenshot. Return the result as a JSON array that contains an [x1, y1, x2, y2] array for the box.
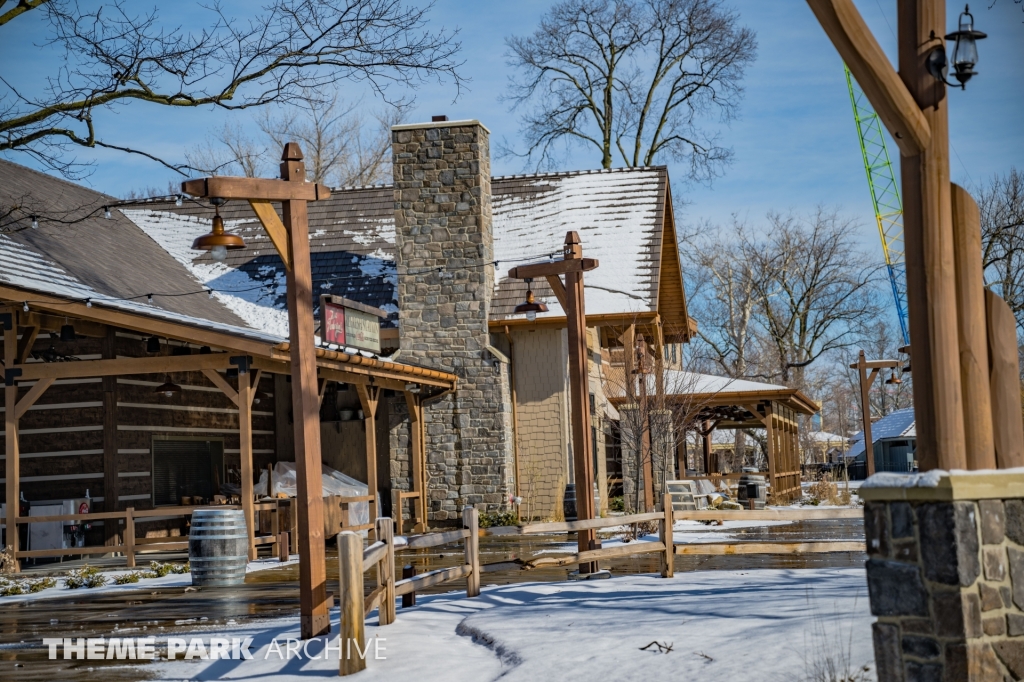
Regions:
[[320, 296, 386, 354]]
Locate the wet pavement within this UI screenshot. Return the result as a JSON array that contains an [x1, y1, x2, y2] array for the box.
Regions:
[[0, 518, 865, 680]]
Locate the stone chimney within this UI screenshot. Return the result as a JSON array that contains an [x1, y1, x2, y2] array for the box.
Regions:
[[391, 119, 514, 522]]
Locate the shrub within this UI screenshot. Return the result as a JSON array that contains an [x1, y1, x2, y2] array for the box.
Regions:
[[0, 580, 24, 596], [28, 577, 56, 593], [609, 496, 625, 512], [478, 511, 519, 528], [148, 561, 188, 577], [114, 572, 144, 585], [64, 565, 107, 589]]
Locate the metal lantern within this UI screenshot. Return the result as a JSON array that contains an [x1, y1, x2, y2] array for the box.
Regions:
[[945, 5, 986, 88], [513, 278, 548, 322], [146, 335, 161, 354], [154, 375, 181, 398], [59, 323, 76, 342], [191, 201, 244, 262]]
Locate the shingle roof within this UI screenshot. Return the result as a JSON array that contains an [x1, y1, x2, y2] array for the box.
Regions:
[[847, 408, 916, 459], [0, 159, 248, 326], [118, 166, 680, 331]]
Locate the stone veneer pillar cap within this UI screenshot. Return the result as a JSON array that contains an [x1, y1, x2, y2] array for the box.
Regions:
[[858, 468, 1024, 502], [391, 119, 491, 133]]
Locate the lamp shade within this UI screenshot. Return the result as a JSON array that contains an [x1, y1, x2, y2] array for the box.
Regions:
[[192, 212, 245, 262], [154, 376, 181, 397], [59, 324, 76, 342]]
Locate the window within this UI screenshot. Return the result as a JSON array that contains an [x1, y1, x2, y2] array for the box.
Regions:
[[152, 438, 224, 506]]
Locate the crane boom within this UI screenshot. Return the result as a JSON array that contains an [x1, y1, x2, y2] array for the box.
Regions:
[[845, 65, 910, 346]]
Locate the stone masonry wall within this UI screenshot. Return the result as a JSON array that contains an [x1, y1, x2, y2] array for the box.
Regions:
[[864, 496, 1024, 680], [392, 120, 514, 523]]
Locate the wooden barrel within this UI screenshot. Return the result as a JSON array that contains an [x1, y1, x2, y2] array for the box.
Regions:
[[188, 508, 248, 587]]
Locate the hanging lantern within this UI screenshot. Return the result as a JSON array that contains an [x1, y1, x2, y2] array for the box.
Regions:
[[946, 5, 986, 88], [513, 278, 548, 322], [154, 375, 182, 398], [191, 200, 244, 262], [59, 323, 76, 342]]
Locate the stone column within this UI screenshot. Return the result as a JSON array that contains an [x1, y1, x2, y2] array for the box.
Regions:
[[861, 471, 1024, 680], [391, 119, 514, 523]]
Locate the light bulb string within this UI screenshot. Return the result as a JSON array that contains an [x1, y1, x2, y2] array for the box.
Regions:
[[2, 193, 206, 233]]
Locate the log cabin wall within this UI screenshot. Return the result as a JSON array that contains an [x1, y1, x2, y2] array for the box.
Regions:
[[1, 328, 276, 542]]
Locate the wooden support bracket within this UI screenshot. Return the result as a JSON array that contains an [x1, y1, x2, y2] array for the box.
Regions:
[[202, 369, 239, 406], [544, 275, 569, 311], [249, 200, 293, 271], [14, 377, 54, 419]]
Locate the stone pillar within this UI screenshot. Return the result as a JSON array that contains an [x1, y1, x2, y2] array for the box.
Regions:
[[860, 472, 1024, 680], [392, 119, 514, 523]]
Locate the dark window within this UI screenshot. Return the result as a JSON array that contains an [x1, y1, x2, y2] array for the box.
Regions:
[[152, 439, 224, 506]]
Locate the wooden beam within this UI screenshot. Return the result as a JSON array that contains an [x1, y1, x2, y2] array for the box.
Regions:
[[102, 327, 119, 546], [248, 200, 293, 271], [986, 289, 1024, 468], [508, 257, 598, 280], [898, 0, 966, 472], [544, 275, 569, 311], [805, 0, 930, 155], [16, 353, 235, 381], [405, 392, 427, 532], [249, 370, 263, 407], [13, 378, 53, 420], [201, 369, 239, 407], [490, 311, 660, 332], [357, 383, 380, 528], [847, 359, 900, 370], [0, 285, 275, 359], [3, 310, 21, 571], [16, 326, 39, 364], [318, 377, 328, 407], [278, 145, 330, 640], [182, 176, 330, 203], [238, 369, 256, 561], [21, 312, 107, 338], [675, 541, 865, 555], [951, 184, 995, 470]]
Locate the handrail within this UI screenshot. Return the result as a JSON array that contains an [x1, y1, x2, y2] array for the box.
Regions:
[[674, 508, 863, 521], [482, 510, 663, 536]]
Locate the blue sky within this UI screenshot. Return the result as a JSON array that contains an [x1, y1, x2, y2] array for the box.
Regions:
[[3, 0, 1023, 255]]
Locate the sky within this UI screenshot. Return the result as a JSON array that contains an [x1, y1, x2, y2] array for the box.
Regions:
[[2, 0, 1023, 256]]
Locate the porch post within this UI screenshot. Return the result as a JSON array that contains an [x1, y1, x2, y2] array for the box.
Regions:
[[765, 403, 777, 502], [3, 309, 20, 571], [102, 327, 120, 547], [405, 391, 427, 532], [237, 362, 256, 561], [357, 384, 380, 528]]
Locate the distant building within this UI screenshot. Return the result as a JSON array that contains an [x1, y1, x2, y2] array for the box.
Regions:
[[846, 407, 917, 475]]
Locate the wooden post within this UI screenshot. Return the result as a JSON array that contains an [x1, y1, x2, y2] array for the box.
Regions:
[[391, 489, 402, 536], [278, 531, 290, 562], [637, 335, 654, 512], [3, 310, 20, 571], [856, 351, 876, 477], [463, 506, 480, 598], [238, 364, 257, 561], [660, 495, 674, 578], [897, 0, 966, 471], [125, 507, 136, 568], [765, 403, 777, 500], [357, 384, 380, 530], [563, 233, 598, 572], [950, 184, 996, 470], [338, 531, 366, 676], [986, 290, 1024, 468], [404, 391, 427, 532], [102, 327, 120, 547], [701, 420, 712, 475], [401, 564, 416, 608], [375, 517, 395, 625], [281, 143, 331, 639]]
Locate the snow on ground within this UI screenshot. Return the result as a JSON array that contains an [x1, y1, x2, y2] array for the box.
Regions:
[[144, 568, 875, 681], [0, 555, 300, 604]]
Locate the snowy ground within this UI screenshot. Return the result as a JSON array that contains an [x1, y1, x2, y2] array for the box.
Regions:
[[141, 568, 875, 681]]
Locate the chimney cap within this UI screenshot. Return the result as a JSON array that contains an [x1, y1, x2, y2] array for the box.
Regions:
[[431, 115, 449, 122]]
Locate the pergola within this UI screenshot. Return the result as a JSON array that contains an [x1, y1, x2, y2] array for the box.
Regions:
[[608, 372, 819, 503]]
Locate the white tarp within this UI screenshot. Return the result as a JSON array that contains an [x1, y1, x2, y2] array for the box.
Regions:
[[254, 462, 369, 527]]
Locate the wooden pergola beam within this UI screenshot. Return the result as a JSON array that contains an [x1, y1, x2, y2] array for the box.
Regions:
[[3, 308, 22, 571], [16, 353, 235, 381], [805, 0, 930, 155], [182, 176, 330, 203]]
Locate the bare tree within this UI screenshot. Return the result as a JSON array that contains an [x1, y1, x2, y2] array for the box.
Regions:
[[186, 122, 268, 178], [0, 0, 462, 178], [503, 0, 756, 176], [742, 209, 883, 388], [980, 167, 1024, 329]]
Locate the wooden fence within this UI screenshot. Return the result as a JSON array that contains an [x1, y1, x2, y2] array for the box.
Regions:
[[10, 501, 283, 567]]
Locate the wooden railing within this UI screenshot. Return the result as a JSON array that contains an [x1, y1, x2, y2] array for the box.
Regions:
[[336, 507, 479, 676], [10, 502, 284, 567]]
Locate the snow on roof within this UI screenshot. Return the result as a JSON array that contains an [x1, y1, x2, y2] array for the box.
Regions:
[[808, 431, 850, 444], [846, 407, 916, 459], [490, 167, 666, 320], [0, 234, 286, 346]]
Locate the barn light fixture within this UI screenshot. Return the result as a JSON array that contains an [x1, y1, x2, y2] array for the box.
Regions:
[[40, 344, 60, 363], [927, 5, 986, 89], [513, 278, 548, 322], [154, 375, 181, 398], [59, 322, 76, 342], [146, 335, 161, 354], [192, 200, 244, 262], [885, 371, 902, 385], [252, 389, 271, 405]]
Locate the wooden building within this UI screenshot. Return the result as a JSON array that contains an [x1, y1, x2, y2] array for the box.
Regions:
[[0, 160, 455, 568]]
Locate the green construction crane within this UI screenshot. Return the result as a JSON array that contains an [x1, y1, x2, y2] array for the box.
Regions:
[[845, 65, 910, 345]]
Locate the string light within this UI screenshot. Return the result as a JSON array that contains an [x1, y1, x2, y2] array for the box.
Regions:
[[22, 301, 29, 312], [31, 216, 38, 229], [85, 299, 92, 308], [147, 294, 154, 304], [104, 206, 112, 220], [175, 195, 183, 207]]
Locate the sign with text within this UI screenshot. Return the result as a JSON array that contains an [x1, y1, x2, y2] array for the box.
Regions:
[[320, 297, 383, 354]]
